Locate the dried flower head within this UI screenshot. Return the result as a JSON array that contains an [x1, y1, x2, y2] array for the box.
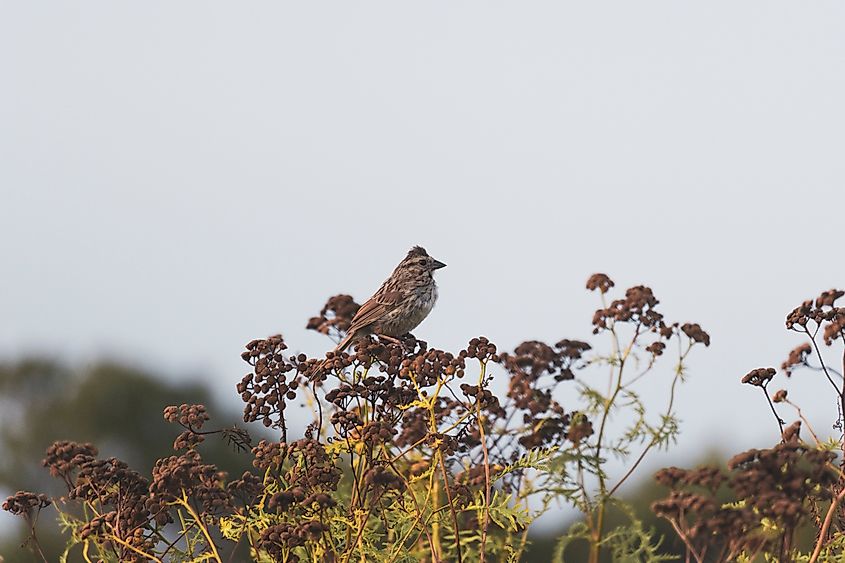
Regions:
[[149, 450, 231, 515], [681, 323, 711, 347], [781, 420, 801, 442], [306, 294, 361, 337], [785, 300, 814, 329], [815, 289, 844, 308], [2, 491, 51, 517], [646, 341, 666, 356], [586, 273, 615, 294], [741, 367, 776, 387], [781, 343, 812, 377], [252, 440, 287, 469], [42, 441, 98, 486], [164, 403, 210, 429], [238, 334, 306, 431], [822, 308, 845, 346], [565, 413, 594, 445], [592, 285, 663, 333]]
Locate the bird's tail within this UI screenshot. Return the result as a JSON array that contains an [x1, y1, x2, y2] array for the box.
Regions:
[[334, 331, 355, 355]]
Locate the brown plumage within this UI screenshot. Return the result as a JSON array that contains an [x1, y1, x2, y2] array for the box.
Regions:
[[333, 246, 446, 353]]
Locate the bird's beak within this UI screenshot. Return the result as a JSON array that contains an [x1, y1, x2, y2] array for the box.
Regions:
[[432, 259, 447, 270]]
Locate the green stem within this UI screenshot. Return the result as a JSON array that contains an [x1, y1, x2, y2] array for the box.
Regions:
[[590, 322, 640, 563], [476, 360, 492, 562]]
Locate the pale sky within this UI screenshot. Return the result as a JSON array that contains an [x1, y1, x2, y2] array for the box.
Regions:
[[2, 1, 845, 531]]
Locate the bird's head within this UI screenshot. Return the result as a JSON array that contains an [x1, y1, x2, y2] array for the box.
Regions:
[[401, 246, 446, 275]]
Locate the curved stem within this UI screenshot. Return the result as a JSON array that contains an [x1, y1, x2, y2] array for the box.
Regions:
[[762, 384, 785, 437], [82, 541, 95, 563], [382, 451, 437, 562], [175, 492, 222, 563], [436, 451, 463, 563], [665, 517, 704, 563], [342, 490, 382, 563], [590, 322, 640, 563], [476, 360, 492, 563], [106, 534, 164, 563], [785, 399, 823, 446], [804, 327, 839, 393], [809, 486, 845, 563], [608, 360, 683, 497]]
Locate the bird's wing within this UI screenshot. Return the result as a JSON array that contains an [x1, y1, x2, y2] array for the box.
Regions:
[[346, 290, 404, 333]]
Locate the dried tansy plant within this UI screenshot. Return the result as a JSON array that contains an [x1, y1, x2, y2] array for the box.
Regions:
[[5, 275, 709, 562], [652, 288, 845, 563]]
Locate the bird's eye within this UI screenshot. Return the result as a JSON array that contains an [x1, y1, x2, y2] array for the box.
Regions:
[[417, 259, 427, 266]]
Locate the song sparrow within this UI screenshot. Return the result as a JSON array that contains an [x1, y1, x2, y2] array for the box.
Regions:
[[333, 246, 446, 353]]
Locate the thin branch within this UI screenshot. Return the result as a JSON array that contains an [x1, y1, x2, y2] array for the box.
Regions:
[[809, 485, 845, 563], [804, 327, 840, 393], [665, 517, 704, 563], [761, 383, 785, 437], [436, 451, 463, 563], [784, 399, 823, 446], [475, 360, 492, 563]]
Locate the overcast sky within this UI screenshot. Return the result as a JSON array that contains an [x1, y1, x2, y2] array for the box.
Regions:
[[2, 1, 844, 528]]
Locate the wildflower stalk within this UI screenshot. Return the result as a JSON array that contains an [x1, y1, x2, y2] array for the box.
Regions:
[[476, 359, 492, 562]]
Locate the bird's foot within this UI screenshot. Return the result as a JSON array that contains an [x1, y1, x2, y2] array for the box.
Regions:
[[375, 334, 405, 348], [378, 334, 425, 355], [375, 334, 425, 355]]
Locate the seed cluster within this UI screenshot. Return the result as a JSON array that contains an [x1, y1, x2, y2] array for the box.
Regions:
[[42, 440, 98, 486], [741, 367, 776, 387], [500, 339, 590, 383], [565, 413, 594, 445], [781, 342, 812, 377], [586, 273, 615, 294], [150, 450, 232, 515], [14, 412, 278, 560], [653, 442, 836, 558], [283, 439, 342, 491], [732, 443, 835, 521], [494, 339, 590, 449], [592, 285, 663, 333], [227, 471, 264, 504], [306, 294, 360, 337], [164, 404, 212, 449], [252, 439, 287, 469], [586, 276, 709, 362], [43, 441, 157, 560], [681, 323, 710, 346], [364, 465, 405, 493], [786, 289, 845, 345], [238, 335, 308, 430], [2, 491, 50, 517], [403, 346, 467, 386], [258, 520, 329, 562]]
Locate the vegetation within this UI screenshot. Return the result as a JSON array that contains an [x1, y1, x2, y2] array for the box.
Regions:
[[3, 277, 844, 562], [650, 289, 845, 562]]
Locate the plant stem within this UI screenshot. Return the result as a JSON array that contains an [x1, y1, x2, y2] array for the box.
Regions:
[[176, 492, 223, 563], [809, 485, 845, 563], [436, 450, 463, 563], [761, 383, 785, 437], [106, 534, 164, 563], [476, 360, 492, 562], [608, 363, 682, 498], [590, 320, 645, 563]]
